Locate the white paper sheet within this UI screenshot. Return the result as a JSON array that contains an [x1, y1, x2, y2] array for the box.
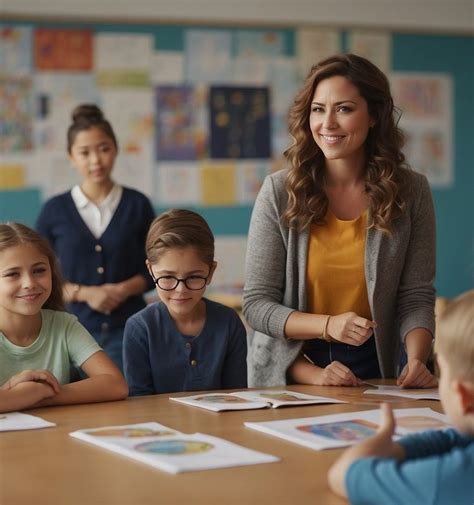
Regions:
[[70, 422, 278, 473], [245, 408, 450, 451], [364, 385, 440, 400], [0, 412, 56, 432]]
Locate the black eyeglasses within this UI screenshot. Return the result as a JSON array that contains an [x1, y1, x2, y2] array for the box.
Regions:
[[150, 269, 211, 291]]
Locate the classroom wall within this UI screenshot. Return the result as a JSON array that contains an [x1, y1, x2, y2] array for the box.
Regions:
[[1, 14, 473, 297]]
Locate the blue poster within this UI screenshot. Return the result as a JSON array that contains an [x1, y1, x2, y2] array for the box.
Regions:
[[210, 86, 271, 159]]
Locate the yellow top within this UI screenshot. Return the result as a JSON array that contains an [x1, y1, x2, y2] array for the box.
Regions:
[[306, 210, 372, 320]]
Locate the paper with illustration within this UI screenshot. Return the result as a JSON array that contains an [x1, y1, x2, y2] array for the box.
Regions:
[[70, 422, 278, 473], [170, 390, 345, 412], [245, 408, 450, 451]]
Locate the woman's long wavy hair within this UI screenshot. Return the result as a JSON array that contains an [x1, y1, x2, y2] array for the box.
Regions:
[[0, 223, 65, 311], [283, 53, 409, 232]]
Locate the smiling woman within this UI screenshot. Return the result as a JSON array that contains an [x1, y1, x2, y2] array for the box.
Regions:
[[243, 54, 437, 390]]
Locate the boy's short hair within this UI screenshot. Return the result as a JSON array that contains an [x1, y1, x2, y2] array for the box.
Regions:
[[436, 290, 474, 381], [146, 209, 214, 266]]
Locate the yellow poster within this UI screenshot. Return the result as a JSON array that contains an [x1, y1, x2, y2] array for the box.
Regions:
[[0, 164, 25, 189], [201, 163, 236, 205]]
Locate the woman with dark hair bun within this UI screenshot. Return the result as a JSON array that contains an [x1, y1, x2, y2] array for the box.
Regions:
[[243, 54, 437, 389], [36, 104, 155, 372]]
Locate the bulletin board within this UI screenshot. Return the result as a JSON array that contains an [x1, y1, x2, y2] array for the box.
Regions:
[[0, 19, 473, 296]]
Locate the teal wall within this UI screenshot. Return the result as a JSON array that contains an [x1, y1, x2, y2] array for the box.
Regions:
[[1, 19, 473, 296]]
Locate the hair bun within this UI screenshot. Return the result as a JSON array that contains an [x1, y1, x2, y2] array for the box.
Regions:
[[71, 104, 104, 123]]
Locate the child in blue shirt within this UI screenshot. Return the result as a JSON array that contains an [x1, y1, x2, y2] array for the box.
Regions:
[[123, 209, 247, 395], [328, 290, 474, 505]]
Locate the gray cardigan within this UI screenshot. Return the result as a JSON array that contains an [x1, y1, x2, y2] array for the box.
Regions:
[[243, 169, 436, 387]]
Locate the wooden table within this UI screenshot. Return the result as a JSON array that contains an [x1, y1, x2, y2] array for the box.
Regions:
[[1, 383, 443, 505]]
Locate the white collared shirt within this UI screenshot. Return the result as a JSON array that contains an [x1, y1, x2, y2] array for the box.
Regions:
[[71, 184, 123, 239]]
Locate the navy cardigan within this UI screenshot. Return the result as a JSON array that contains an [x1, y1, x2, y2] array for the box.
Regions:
[[36, 187, 155, 333]]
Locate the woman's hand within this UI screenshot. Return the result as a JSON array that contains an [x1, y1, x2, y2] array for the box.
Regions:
[[314, 361, 360, 386], [327, 312, 377, 346], [2, 369, 60, 393], [397, 358, 438, 388]]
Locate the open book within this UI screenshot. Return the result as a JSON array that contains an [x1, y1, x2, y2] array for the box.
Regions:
[[70, 422, 278, 473], [245, 407, 450, 451], [170, 390, 346, 412]]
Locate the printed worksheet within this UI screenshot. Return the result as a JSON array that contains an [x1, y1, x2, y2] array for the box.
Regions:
[[245, 408, 450, 451], [70, 422, 278, 473]]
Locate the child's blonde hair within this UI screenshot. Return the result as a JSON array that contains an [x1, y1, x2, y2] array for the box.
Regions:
[[0, 223, 65, 311], [436, 290, 474, 381], [145, 209, 214, 266]]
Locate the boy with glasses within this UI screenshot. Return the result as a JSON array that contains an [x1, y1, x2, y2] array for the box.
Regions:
[[123, 209, 247, 395]]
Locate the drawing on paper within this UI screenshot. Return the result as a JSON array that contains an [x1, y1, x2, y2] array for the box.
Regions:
[[296, 419, 378, 441], [134, 440, 214, 455], [86, 428, 175, 438]]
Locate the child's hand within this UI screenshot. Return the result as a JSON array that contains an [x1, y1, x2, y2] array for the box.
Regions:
[[19, 381, 57, 403], [328, 403, 405, 498], [2, 369, 60, 393], [397, 358, 438, 388]]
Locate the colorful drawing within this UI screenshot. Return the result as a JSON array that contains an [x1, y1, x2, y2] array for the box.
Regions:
[[0, 26, 33, 75], [0, 77, 33, 153], [86, 428, 175, 438], [155, 85, 204, 160], [194, 395, 250, 403], [209, 86, 271, 159], [397, 416, 449, 433], [34, 29, 93, 71], [297, 419, 378, 441], [135, 440, 213, 455]]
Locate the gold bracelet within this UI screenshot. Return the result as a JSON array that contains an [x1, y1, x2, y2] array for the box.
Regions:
[[322, 315, 332, 342]]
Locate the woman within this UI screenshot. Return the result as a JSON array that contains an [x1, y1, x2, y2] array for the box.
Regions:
[[36, 104, 155, 372], [243, 54, 437, 388]]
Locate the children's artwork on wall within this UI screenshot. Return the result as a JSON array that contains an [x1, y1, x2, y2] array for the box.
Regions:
[[151, 51, 184, 84], [236, 30, 285, 58], [95, 33, 152, 87], [155, 85, 206, 160], [155, 162, 200, 205], [0, 25, 33, 76], [391, 73, 453, 187], [296, 28, 340, 79], [236, 160, 271, 203], [201, 162, 237, 205], [185, 30, 232, 84], [34, 29, 93, 71], [209, 86, 271, 159], [33, 73, 99, 151], [348, 30, 391, 72], [0, 163, 26, 189], [0, 76, 34, 153]]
